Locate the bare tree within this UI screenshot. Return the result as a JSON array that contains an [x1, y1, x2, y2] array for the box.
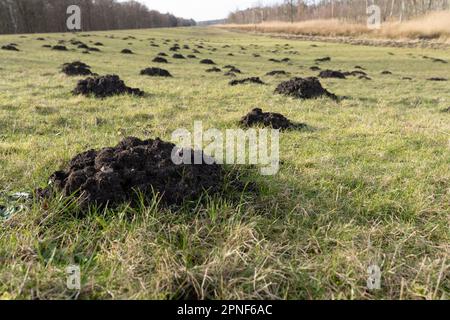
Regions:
[[227, 0, 449, 24]]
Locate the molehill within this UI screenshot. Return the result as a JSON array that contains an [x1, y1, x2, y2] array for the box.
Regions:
[[37, 137, 225, 208], [275, 77, 337, 100], [73, 75, 144, 98]]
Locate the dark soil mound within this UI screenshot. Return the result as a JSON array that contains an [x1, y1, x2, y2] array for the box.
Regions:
[[121, 49, 134, 54], [424, 56, 448, 64], [1, 44, 19, 51], [206, 67, 222, 73], [240, 108, 304, 130], [222, 66, 241, 73], [427, 77, 447, 81], [229, 77, 265, 86], [359, 75, 372, 80], [158, 52, 168, 56], [228, 67, 241, 73], [88, 47, 101, 52], [441, 107, 450, 113], [319, 70, 346, 79], [381, 70, 392, 75], [275, 77, 337, 100], [402, 77, 413, 80], [269, 58, 281, 63], [42, 44, 52, 48], [169, 46, 180, 51], [38, 137, 224, 208], [310, 66, 321, 71], [172, 53, 185, 59], [153, 57, 168, 63], [343, 70, 368, 77], [187, 54, 197, 59], [315, 57, 331, 62], [266, 70, 289, 76], [52, 45, 68, 51], [432, 58, 447, 64], [224, 72, 236, 77], [73, 75, 144, 98], [281, 58, 290, 62], [62, 61, 93, 76], [140, 67, 172, 77], [78, 44, 89, 49], [94, 42, 104, 46], [70, 40, 83, 45], [200, 59, 215, 65]]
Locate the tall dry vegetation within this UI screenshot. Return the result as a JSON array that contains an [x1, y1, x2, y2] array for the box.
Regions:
[[228, 0, 450, 24], [220, 10, 450, 41], [222, 20, 369, 38], [224, 0, 450, 40], [380, 10, 450, 39]]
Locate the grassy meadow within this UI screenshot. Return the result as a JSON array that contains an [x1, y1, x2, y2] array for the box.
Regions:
[[0, 27, 449, 300]]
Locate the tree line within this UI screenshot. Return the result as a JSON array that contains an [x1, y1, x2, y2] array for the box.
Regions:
[[0, 0, 196, 34], [228, 0, 450, 24]]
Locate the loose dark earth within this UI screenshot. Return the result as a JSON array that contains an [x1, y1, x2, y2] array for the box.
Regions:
[[240, 108, 304, 130], [62, 61, 94, 76], [275, 77, 338, 100], [73, 74, 144, 98], [200, 59, 215, 65], [152, 56, 168, 63], [52, 45, 68, 51], [266, 70, 289, 76], [140, 67, 172, 77], [1, 44, 19, 51], [319, 70, 347, 79], [229, 77, 265, 86], [38, 137, 224, 209]]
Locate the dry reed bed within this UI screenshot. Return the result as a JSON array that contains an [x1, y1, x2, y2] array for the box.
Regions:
[[218, 11, 450, 42]]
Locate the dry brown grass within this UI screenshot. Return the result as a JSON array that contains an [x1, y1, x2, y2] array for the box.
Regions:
[[380, 11, 450, 40], [218, 11, 450, 42], [220, 20, 370, 38]]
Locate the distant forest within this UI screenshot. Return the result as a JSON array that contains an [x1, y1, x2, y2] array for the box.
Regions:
[[228, 0, 450, 24], [0, 0, 196, 34]]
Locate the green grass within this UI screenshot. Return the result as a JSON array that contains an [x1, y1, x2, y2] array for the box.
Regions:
[[0, 27, 449, 300]]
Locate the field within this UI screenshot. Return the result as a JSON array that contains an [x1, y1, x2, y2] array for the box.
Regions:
[[0, 27, 449, 300]]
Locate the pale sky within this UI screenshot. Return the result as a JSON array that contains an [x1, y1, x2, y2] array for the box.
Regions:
[[128, 0, 281, 21]]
